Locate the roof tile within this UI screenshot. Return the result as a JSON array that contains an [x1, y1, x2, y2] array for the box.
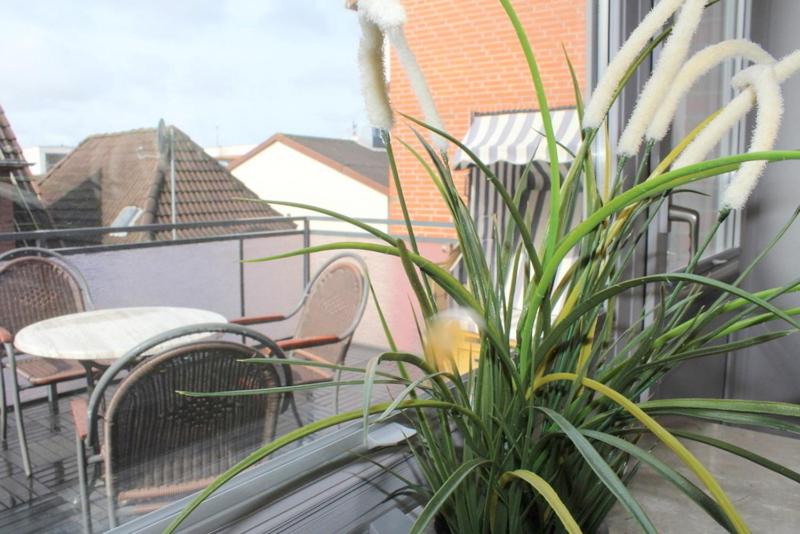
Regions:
[[38, 125, 294, 244]]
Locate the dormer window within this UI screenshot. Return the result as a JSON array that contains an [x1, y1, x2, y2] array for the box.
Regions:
[[109, 205, 144, 237]]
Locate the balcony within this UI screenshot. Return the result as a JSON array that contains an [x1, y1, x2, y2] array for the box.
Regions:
[[0, 216, 455, 533]]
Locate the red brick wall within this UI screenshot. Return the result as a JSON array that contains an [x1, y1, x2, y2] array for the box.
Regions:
[[388, 0, 587, 236]]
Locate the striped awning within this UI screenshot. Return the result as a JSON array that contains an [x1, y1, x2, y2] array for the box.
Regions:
[[454, 108, 581, 169]]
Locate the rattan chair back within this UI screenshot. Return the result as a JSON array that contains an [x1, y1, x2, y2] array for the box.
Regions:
[[0, 254, 90, 336], [103, 340, 282, 505], [294, 255, 368, 364]]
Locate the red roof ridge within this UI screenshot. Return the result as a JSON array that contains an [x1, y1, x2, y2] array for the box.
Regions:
[[82, 127, 157, 140]]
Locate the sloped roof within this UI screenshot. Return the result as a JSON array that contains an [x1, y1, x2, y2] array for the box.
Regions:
[[38, 124, 293, 244], [229, 133, 389, 194], [0, 105, 31, 174], [0, 105, 53, 233]]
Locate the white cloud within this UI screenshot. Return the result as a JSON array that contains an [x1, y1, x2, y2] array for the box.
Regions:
[[3, 0, 365, 147]]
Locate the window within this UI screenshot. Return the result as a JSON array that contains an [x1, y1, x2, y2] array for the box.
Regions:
[[0, 1, 591, 532], [108, 205, 144, 236], [44, 151, 66, 172]]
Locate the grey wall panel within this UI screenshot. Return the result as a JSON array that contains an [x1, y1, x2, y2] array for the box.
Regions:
[[309, 234, 451, 352], [62, 231, 445, 353], [242, 234, 305, 340], [67, 240, 242, 319]]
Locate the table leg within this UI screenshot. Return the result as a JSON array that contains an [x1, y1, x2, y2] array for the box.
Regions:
[[80, 362, 95, 398]]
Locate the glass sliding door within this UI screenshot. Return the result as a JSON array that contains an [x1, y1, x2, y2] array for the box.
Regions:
[[661, 0, 751, 272], [593, 0, 753, 399], [652, 0, 752, 399]]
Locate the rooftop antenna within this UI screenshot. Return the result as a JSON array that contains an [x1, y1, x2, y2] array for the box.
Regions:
[[158, 119, 177, 240], [169, 125, 177, 240]]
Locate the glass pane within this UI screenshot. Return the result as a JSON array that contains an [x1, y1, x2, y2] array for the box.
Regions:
[[666, 0, 742, 271], [1, 0, 590, 530]]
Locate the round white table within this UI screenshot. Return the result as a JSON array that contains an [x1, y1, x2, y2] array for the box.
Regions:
[[14, 306, 228, 361]]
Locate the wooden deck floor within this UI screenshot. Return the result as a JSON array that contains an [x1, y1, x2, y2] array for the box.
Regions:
[[0, 344, 391, 533]]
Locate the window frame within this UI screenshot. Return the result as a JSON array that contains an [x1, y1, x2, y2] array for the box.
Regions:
[[116, 3, 620, 531]]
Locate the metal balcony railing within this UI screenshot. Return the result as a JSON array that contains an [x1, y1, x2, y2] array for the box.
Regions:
[[0, 216, 456, 351]]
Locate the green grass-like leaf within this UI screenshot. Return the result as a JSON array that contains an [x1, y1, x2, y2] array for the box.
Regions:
[[537, 407, 656, 533], [409, 458, 491, 534]]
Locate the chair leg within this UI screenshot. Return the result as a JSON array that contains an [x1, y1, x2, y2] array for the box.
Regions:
[[106, 470, 117, 529], [82, 362, 96, 398], [5, 344, 32, 477], [48, 384, 59, 414], [289, 394, 305, 428], [334, 368, 343, 415], [76, 435, 93, 534], [270, 407, 280, 441]]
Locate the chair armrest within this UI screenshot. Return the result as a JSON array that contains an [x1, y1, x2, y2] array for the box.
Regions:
[[230, 314, 286, 326], [293, 349, 332, 365], [71, 398, 89, 440], [277, 335, 340, 352], [0, 327, 12, 344]]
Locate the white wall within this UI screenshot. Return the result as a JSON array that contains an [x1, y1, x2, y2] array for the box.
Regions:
[[231, 142, 388, 232], [22, 146, 72, 175]]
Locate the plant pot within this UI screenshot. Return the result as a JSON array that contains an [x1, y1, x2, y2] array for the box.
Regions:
[[432, 514, 451, 534]]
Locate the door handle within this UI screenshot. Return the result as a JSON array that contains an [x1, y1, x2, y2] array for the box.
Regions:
[[668, 204, 700, 258]]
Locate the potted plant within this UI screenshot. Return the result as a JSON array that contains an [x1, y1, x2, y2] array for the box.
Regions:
[[169, 0, 800, 532]]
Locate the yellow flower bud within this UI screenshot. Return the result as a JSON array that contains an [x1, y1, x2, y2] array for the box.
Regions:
[[423, 309, 481, 374]]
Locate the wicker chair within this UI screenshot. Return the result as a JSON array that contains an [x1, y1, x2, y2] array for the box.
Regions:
[[71, 323, 290, 532], [0, 246, 94, 477], [232, 253, 368, 417]]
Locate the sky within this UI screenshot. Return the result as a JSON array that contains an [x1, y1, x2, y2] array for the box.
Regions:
[[3, 0, 366, 148]]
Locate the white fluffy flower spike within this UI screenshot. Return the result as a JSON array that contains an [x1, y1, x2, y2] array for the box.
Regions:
[[672, 90, 754, 169], [721, 65, 784, 210], [358, 0, 406, 30], [358, 17, 394, 131], [356, 0, 447, 150], [583, 0, 686, 130], [674, 50, 800, 171], [774, 50, 800, 81], [646, 40, 775, 143], [617, 0, 706, 156], [386, 27, 448, 151]]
